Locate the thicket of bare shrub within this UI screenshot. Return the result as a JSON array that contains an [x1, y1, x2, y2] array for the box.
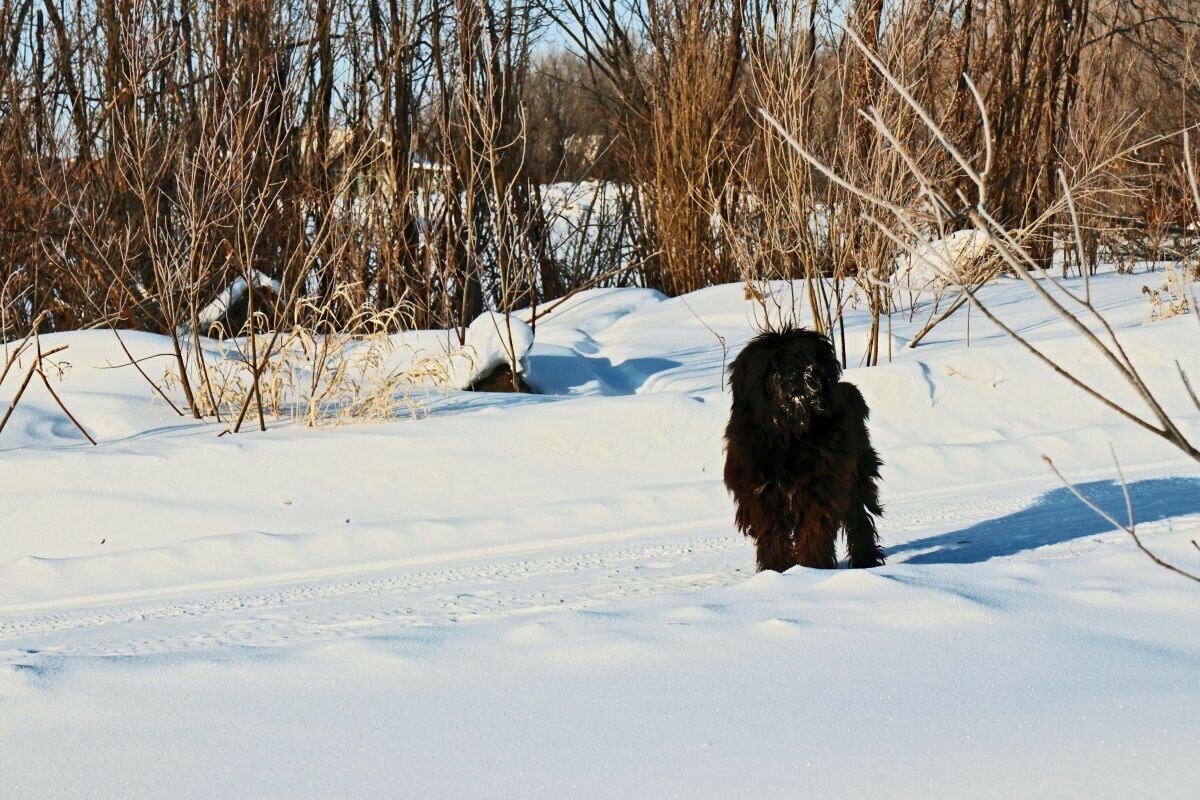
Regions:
[[768, 19, 1200, 579], [3, 0, 1200, 375]]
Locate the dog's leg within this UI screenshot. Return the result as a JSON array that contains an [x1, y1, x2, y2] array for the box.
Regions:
[[754, 525, 796, 572], [792, 507, 838, 569], [844, 449, 886, 568], [751, 491, 797, 572], [732, 482, 798, 572]]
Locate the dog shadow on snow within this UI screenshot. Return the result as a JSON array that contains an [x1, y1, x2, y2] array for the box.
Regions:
[[890, 477, 1200, 565]]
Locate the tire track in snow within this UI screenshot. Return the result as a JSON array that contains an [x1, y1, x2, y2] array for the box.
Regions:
[[0, 490, 1043, 660], [1, 532, 746, 658]]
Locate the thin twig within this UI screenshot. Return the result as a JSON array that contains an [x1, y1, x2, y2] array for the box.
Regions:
[[538, 254, 659, 317], [1184, 131, 1200, 233], [678, 294, 729, 389], [1059, 169, 1090, 302], [963, 73, 992, 182], [0, 343, 72, 440], [0, 341, 32, 389], [0, 360, 39, 438], [1, 311, 49, 388], [230, 329, 283, 434], [109, 329, 184, 416], [843, 27, 984, 200], [36, 366, 97, 445], [971, 207, 1196, 456], [864, 212, 1176, 442], [904, 263, 1005, 349], [1179, 361, 1199, 412], [759, 110, 910, 220]]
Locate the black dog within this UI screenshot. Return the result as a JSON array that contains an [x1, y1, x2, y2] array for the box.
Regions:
[[723, 326, 885, 571]]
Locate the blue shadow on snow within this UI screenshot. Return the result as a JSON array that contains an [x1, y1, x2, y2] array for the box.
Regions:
[[526, 354, 680, 395], [891, 477, 1200, 565]]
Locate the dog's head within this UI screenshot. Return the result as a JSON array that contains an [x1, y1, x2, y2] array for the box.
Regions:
[[730, 326, 841, 437]]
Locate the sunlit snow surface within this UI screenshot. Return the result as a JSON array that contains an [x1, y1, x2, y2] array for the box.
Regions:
[[2, 268, 1198, 798]]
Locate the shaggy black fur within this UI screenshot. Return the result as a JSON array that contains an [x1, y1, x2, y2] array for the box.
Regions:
[[723, 326, 885, 571]]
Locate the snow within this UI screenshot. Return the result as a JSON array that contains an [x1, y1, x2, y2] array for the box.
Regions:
[[2, 268, 1199, 798], [894, 228, 991, 291]]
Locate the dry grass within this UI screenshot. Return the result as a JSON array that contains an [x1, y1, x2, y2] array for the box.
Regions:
[[164, 286, 461, 428]]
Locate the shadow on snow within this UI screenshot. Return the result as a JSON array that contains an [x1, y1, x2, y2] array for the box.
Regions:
[[890, 477, 1200, 565], [526, 355, 681, 396]]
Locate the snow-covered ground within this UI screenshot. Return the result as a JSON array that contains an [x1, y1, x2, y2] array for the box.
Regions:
[[2, 269, 1199, 798]]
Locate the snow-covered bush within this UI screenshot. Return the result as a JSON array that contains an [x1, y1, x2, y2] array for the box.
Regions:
[[445, 312, 534, 391], [1142, 265, 1191, 323], [169, 286, 460, 427], [894, 230, 991, 293]]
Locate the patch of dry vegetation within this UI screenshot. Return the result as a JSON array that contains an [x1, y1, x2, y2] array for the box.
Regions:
[[4, 0, 1200, 380], [165, 286, 460, 428]]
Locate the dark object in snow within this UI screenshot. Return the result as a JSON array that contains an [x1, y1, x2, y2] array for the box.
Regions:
[[468, 362, 532, 393], [723, 326, 885, 571], [182, 271, 282, 339]]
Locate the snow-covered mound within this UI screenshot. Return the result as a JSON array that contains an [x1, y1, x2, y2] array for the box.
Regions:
[[445, 311, 534, 390]]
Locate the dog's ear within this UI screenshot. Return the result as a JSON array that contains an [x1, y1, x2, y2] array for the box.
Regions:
[[802, 330, 842, 383], [730, 344, 775, 425]]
